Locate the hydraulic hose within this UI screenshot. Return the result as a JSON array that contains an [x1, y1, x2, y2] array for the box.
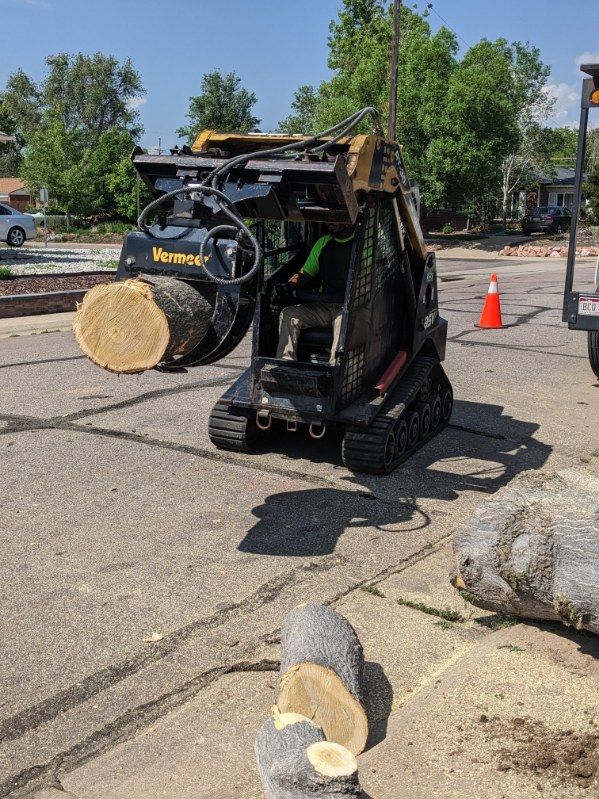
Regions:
[[137, 107, 383, 284]]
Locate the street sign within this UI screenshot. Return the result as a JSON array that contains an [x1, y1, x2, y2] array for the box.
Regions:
[[39, 188, 49, 204]]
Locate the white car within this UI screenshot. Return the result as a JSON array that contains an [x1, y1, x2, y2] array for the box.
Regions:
[[0, 203, 38, 247]]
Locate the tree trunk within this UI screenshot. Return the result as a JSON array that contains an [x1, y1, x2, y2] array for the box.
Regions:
[[73, 275, 214, 374], [452, 468, 599, 634], [255, 712, 361, 799], [275, 603, 368, 756]]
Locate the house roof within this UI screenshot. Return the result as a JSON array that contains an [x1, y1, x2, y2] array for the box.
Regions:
[[0, 178, 27, 195], [539, 168, 583, 187]]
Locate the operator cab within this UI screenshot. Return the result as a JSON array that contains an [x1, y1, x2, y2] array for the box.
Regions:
[[257, 220, 357, 365]]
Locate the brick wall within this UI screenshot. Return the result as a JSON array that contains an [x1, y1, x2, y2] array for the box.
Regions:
[[0, 289, 86, 319]]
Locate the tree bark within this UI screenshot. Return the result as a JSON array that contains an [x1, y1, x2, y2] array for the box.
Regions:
[[73, 275, 213, 374], [255, 712, 361, 799], [452, 468, 599, 634], [275, 603, 368, 755]]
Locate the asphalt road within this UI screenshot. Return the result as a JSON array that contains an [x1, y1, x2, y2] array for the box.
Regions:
[[0, 255, 597, 797]]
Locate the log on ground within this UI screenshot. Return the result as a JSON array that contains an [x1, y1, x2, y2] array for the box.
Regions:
[[72, 275, 214, 374], [275, 603, 368, 755], [255, 711, 361, 799], [452, 468, 599, 634]]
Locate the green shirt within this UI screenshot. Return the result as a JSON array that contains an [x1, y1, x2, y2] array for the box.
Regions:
[[301, 233, 355, 298]]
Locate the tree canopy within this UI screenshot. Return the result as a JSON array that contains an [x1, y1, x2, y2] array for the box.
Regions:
[[278, 0, 540, 220], [177, 71, 260, 142]]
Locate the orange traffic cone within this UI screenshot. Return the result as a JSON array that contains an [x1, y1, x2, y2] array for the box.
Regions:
[[477, 273, 504, 329]]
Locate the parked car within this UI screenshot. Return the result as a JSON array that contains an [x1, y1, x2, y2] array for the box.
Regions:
[[521, 206, 572, 236], [0, 203, 38, 246]]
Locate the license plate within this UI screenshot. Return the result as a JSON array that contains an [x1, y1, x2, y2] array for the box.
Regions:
[[578, 296, 599, 316]]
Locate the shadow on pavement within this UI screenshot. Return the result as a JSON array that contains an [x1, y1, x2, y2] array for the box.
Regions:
[[238, 400, 552, 557], [363, 661, 394, 751]]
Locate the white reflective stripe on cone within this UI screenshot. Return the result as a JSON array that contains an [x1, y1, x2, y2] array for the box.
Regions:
[[488, 281, 498, 294]]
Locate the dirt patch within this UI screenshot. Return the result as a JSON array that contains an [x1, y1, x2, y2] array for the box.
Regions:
[[486, 716, 598, 789], [0, 273, 115, 296]]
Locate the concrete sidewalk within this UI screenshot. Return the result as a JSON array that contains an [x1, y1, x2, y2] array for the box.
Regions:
[[0, 311, 73, 338], [54, 532, 599, 799]]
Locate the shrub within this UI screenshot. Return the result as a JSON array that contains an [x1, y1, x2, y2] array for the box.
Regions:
[[0, 266, 13, 278], [442, 222, 454, 235]]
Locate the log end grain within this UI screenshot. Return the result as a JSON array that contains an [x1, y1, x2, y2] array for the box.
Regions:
[[73, 279, 169, 374], [276, 662, 368, 756]]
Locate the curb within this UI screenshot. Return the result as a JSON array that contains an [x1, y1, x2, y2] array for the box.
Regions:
[[0, 290, 85, 319]]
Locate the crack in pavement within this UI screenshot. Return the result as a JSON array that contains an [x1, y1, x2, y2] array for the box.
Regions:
[[1, 655, 280, 799], [0, 557, 342, 747], [1, 537, 450, 799]]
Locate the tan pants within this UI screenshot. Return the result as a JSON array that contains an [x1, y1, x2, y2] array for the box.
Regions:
[[276, 302, 343, 363]]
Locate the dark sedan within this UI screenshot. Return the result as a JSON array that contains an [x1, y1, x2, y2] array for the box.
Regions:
[[521, 206, 572, 236]]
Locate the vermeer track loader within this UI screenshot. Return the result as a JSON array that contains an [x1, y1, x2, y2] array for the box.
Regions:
[[74, 109, 452, 474]]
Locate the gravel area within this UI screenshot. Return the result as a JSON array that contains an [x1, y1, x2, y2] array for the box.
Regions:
[[0, 245, 120, 274], [0, 272, 115, 296]]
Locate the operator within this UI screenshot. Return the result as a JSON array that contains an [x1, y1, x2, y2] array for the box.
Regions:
[[276, 222, 355, 363]]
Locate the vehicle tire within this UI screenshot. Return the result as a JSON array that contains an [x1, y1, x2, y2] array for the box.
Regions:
[[7, 226, 26, 247], [589, 330, 599, 379]]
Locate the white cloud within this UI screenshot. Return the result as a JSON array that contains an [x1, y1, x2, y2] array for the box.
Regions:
[[575, 52, 599, 68], [543, 82, 579, 126], [126, 96, 148, 111]]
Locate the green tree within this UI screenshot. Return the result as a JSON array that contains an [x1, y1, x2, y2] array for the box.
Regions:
[[584, 162, 599, 224], [177, 71, 260, 143], [278, 86, 318, 134], [299, 2, 458, 210], [0, 97, 22, 176], [499, 42, 553, 227], [429, 39, 519, 227], [19, 115, 81, 216], [4, 53, 143, 148]]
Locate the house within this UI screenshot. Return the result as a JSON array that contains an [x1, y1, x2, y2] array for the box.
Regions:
[[0, 178, 32, 212], [538, 168, 583, 209]]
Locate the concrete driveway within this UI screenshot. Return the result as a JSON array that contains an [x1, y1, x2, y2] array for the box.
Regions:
[[1, 254, 597, 799]]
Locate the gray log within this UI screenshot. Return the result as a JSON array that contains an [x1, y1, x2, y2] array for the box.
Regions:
[[452, 468, 599, 634], [279, 604, 364, 701], [255, 715, 361, 799], [276, 603, 368, 755]]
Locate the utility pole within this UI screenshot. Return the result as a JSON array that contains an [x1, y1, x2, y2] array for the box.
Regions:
[[388, 0, 401, 140]]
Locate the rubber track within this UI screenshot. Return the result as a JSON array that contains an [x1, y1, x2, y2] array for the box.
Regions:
[[342, 357, 451, 474], [208, 401, 256, 453]]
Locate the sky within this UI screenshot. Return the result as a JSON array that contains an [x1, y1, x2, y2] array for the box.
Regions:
[[2, 0, 599, 149]]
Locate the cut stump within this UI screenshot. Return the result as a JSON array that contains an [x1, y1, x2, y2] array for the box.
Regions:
[[255, 711, 361, 799], [275, 603, 368, 755], [452, 468, 599, 635], [72, 275, 213, 373]]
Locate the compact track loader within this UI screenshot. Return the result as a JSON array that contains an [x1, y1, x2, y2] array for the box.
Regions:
[[74, 109, 452, 474]]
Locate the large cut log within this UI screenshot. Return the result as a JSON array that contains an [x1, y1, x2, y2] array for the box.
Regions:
[[72, 275, 214, 374], [255, 711, 361, 799], [452, 468, 599, 634], [275, 603, 368, 755]]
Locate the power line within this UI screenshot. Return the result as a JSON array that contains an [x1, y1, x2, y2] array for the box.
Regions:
[[424, 2, 470, 50]]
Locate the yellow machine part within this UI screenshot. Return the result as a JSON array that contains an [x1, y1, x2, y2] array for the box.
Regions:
[[191, 130, 427, 261]]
